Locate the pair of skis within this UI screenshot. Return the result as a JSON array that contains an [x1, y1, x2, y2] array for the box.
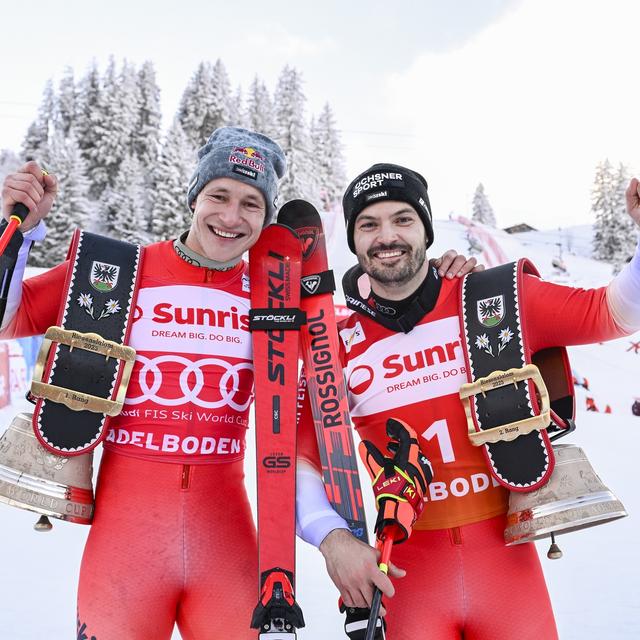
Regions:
[[249, 201, 377, 639]]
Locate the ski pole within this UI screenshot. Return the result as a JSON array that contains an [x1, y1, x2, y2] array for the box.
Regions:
[[0, 203, 28, 257], [365, 535, 394, 640]]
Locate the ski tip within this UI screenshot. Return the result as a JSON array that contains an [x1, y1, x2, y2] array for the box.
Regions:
[[277, 199, 320, 223]]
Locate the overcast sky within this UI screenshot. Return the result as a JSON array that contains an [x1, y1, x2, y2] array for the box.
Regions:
[[0, 0, 637, 229]]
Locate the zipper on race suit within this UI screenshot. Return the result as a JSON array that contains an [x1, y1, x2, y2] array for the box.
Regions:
[[450, 527, 463, 546], [181, 464, 192, 489]]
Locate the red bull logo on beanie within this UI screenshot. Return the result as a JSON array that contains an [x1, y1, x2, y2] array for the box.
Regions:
[[229, 146, 265, 173], [236, 146, 264, 161], [352, 172, 403, 198]]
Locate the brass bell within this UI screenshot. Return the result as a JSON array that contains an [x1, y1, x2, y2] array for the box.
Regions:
[[0, 413, 94, 527], [504, 443, 627, 554]]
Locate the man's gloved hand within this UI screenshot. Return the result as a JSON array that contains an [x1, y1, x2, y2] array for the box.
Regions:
[[359, 418, 433, 544]]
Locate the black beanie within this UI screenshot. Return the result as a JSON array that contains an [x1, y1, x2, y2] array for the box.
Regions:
[[342, 163, 434, 253]]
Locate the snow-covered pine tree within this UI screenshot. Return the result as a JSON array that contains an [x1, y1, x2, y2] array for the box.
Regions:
[[22, 79, 55, 164], [311, 103, 346, 212], [119, 60, 143, 157], [177, 62, 214, 150], [273, 66, 318, 204], [88, 57, 122, 198], [0, 149, 21, 186], [176, 60, 232, 149], [245, 76, 274, 138], [610, 163, 637, 272], [55, 66, 76, 137], [150, 119, 194, 241], [89, 58, 142, 203], [471, 183, 497, 227], [29, 132, 92, 267], [134, 61, 161, 169], [592, 161, 636, 271], [592, 159, 614, 261], [75, 60, 102, 172], [228, 84, 244, 128], [134, 61, 162, 227], [204, 59, 232, 139], [100, 153, 149, 244]]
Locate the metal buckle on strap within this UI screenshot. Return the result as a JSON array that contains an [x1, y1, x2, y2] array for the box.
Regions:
[[31, 326, 136, 416], [459, 364, 551, 446]]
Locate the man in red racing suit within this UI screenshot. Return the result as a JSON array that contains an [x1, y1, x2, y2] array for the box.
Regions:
[[1, 136, 478, 637], [0, 127, 287, 640], [299, 163, 640, 639]]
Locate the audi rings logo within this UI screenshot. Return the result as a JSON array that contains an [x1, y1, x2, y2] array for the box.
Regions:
[[374, 301, 396, 316], [125, 355, 254, 411], [347, 365, 375, 395]]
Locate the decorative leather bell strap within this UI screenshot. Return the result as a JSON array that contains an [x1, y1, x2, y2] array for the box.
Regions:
[[459, 259, 555, 491], [32, 230, 143, 455]]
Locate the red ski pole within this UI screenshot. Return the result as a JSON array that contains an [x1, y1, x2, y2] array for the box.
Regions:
[[0, 202, 28, 257], [365, 535, 394, 640], [358, 417, 434, 640]]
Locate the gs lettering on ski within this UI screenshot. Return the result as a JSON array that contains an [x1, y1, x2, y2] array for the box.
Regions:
[[153, 303, 250, 331], [262, 454, 292, 469]]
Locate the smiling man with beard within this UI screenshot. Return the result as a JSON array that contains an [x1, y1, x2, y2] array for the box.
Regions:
[[297, 163, 640, 639]]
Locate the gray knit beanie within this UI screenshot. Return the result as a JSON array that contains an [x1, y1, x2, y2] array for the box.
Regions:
[[187, 127, 286, 225]]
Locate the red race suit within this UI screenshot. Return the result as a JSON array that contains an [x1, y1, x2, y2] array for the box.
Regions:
[[3, 240, 258, 639], [299, 272, 627, 640]]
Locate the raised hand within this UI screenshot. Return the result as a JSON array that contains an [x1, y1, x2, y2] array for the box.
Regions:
[[1, 161, 58, 232], [625, 177, 640, 226]]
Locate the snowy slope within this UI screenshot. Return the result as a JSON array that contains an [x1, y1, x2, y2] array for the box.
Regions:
[[0, 215, 638, 639], [515, 224, 596, 261]]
